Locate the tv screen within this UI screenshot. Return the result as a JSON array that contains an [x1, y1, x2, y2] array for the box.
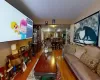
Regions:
[[0, 1, 33, 42]]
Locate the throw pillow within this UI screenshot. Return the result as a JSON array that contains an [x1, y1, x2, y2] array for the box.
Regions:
[[96, 63, 100, 76], [63, 44, 76, 55], [67, 44, 76, 55], [62, 44, 69, 54], [74, 46, 86, 59], [85, 45, 100, 59], [80, 53, 99, 70]]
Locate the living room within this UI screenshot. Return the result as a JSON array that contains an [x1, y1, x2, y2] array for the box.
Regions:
[[0, 0, 100, 80]]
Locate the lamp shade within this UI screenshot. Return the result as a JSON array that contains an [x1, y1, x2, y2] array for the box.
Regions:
[[12, 50, 18, 55], [11, 44, 16, 51]]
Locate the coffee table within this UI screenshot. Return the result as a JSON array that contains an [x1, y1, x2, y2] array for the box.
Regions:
[[34, 53, 57, 79]]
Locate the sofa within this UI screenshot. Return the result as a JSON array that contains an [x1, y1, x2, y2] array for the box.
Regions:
[[63, 44, 100, 80]]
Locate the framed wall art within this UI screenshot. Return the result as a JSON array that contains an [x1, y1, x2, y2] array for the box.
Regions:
[[74, 11, 99, 45]]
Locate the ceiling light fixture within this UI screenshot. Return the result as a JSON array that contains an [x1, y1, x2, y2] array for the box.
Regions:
[[51, 25, 56, 28]]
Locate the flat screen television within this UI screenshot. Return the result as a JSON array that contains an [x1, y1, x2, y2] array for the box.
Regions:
[[0, 1, 33, 42]]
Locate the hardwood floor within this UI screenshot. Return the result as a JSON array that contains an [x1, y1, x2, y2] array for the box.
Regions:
[[14, 50, 77, 80], [14, 51, 42, 80], [53, 50, 77, 80]]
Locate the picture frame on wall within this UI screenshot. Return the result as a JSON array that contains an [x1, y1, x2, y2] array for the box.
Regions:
[[74, 11, 99, 46]]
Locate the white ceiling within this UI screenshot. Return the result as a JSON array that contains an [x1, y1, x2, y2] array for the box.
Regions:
[[7, 0, 95, 20], [21, 0, 95, 20]]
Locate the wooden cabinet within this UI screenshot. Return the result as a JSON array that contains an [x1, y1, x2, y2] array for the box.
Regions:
[[33, 25, 41, 55]]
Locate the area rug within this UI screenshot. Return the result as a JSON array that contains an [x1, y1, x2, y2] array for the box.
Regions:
[[56, 64, 62, 80], [27, 59, 39, 80], [56, 56, 63, 80], [55, 70, 61, 80]]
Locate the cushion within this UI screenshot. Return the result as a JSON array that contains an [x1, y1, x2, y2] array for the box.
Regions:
[[64, 54, 79, 63], [96, 63, 100, 76], [74, 46, 86, 59], [71, 61, 100, 80], [67, 44, 76, 55], [80, 53, 99, 70], [85, 45, 100, 59], [62, 44, 69, 54]]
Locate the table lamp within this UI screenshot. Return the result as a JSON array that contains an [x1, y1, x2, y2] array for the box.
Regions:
[[11, 44, 18, 55]]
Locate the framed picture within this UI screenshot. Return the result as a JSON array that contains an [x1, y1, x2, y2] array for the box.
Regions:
[[74, 12, 99, 45]]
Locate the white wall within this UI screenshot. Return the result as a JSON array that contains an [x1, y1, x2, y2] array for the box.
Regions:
[[74, 0, 100, 23], [70, 24, 75, 43], [34, 19, 72, 24]]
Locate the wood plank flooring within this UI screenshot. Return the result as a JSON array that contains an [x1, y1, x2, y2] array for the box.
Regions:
[[53, 50, 77, 80], [14, 51, 42, 80], [14, 50, 77, 80]]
